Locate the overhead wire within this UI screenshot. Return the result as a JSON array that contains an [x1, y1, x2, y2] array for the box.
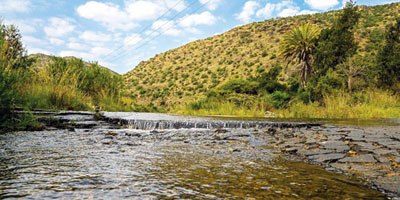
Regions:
[[106, 0, 210, 63], [102, 0, 187, 60]]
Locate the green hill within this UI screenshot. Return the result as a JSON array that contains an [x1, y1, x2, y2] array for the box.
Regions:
[[123, 2, 400, 109]]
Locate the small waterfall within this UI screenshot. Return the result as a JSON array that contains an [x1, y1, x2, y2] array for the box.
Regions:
[[124, 119, 316, 130], [100, 112, 320, 130]]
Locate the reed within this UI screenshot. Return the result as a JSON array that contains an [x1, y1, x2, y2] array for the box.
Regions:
[[277, 90, 400, 119]]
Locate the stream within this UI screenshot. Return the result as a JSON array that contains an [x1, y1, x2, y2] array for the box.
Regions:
[[0, 112, 396, 199]]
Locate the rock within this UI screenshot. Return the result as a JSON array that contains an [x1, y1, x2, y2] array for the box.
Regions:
[[125, 133, 141, 137], [338, 154, 376, 163], [375, 176, 400, 195], [353, 142, 379, 152], [320, 141, 350, 152], [308, 153, 346, 162], [330, 163, 350, 171], [298, 149, 334, 156], [106, 131, 118, 136], [374, 149, 399, 156], [348, 164, 382, 177], [214, 129, 228, 134], [102, 140, 113, 145], [150, 130, 159, 134], [283, 147, 298, 153], [374, 156, 391, 163], [104, 135, 114, 140], [385, 144, 400, 150]]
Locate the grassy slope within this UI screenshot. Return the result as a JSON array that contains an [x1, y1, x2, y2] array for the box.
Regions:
[[124, 3, 399, 109], [28, 53, 119, 74]]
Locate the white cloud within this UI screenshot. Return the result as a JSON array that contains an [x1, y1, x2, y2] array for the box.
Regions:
[[90, 47, 112, 55], [4, 19, 38, 34], [297, 10, 318, 15], [278, 7, 300, 17], [79, 31, 112, 43], [178, 11, 217, 27], [28, 48, 53, 55], [44, 17, 75, 37], [77, 1, 137, 31], [247, 0, 318, 20], [68, 42, 88, 50], [304, 0, 339, 10], [236, 1, 259, 23], [0, 0, 31, 13], [49, 38, 65, 46], [199, 0, 223, 10], [125, 1, 163, 21], [77, 0, 187, 31], [185, 27, 201, 34], [161, 0, 186, 12], [256, 3, 276, 19], [124, 34, 142, 46], [22, 36, 43, 45], [152, 20, 181, 36]]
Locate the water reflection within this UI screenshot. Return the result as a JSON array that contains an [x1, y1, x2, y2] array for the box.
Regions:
[[0, 129, 387, 199]]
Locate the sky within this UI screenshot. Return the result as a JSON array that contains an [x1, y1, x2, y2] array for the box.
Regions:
[[0, 0, 398, 74]]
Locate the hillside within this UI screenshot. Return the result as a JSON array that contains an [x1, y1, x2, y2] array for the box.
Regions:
[[28, 53, 118, 75], [124, 2, 400, 109]]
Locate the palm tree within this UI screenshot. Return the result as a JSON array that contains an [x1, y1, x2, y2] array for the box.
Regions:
[[280, 23, 320, 89]]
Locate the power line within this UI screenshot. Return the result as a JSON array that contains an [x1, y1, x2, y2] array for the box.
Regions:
[[106, 0, 210, 63], [102, 0, 187, 60], [105, 0, 201, 62]]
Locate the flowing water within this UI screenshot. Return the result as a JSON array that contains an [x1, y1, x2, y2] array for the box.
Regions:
[[0, 120, 388, 199]]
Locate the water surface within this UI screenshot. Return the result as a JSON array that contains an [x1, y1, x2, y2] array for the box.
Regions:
[[0, 127, 387, 199]]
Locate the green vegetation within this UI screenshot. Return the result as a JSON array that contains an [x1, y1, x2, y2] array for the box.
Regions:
[[0, 21, 159, 131], [124, 2, 400, 119], [173, 2, 400, 119], [2, 1, 400, 125], [280, 23, 320, 88]]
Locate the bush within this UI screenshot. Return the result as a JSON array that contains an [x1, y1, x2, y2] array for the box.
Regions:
[[219, 79, 259, 95], [269, 91, 290, 108]]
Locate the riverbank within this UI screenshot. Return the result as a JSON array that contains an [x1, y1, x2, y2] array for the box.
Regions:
[[175, 90, 400, 119]]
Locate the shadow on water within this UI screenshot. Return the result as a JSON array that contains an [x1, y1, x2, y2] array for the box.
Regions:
[[149, 146, 386, 200]]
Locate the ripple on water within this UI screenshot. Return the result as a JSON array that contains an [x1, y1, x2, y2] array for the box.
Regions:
[[0, 129, 387, 199]]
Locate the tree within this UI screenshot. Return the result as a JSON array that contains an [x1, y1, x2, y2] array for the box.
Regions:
[[280, 23, 320, 89], [376, 17, 400, 91], [0, 22, 22, 129], [0, 23, 26, 69], [339, 55, 367, 91], [313, 0, 360, 76]]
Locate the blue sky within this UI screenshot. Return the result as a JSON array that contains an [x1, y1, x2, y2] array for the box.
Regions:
[[0, 0, 398, 74]]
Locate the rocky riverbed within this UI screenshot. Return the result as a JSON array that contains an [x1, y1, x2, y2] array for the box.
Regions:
[[0, 111, 399, 199]]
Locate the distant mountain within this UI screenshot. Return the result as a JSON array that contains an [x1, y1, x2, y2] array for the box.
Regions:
[[123, 2, 399, 108]]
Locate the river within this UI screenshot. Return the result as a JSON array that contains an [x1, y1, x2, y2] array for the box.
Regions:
[[0, 112, 396, 199]]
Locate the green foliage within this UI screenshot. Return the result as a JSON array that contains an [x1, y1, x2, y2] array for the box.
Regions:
[[314, 0, 360, 76], [269, 91, 291, 109], [253, 64, 286, 93], [280, 23, 320, 88], [0, 63, 18, 127], [218, 79, 259, 95], [376, 18, 400, 92]]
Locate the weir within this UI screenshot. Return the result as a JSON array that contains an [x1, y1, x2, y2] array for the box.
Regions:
[[100, 112, 321, 130]]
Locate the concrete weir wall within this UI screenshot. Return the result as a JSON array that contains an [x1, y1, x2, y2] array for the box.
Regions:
[[99, 112, 321, 130]]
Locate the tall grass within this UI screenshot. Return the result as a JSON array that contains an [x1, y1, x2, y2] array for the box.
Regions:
[[175, 99, 269, 117], [175, 90, 400, 119], [277, 90, 400, 119]]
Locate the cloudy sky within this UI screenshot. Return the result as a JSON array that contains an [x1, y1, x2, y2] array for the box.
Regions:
[[1, 0, 398, 74]]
